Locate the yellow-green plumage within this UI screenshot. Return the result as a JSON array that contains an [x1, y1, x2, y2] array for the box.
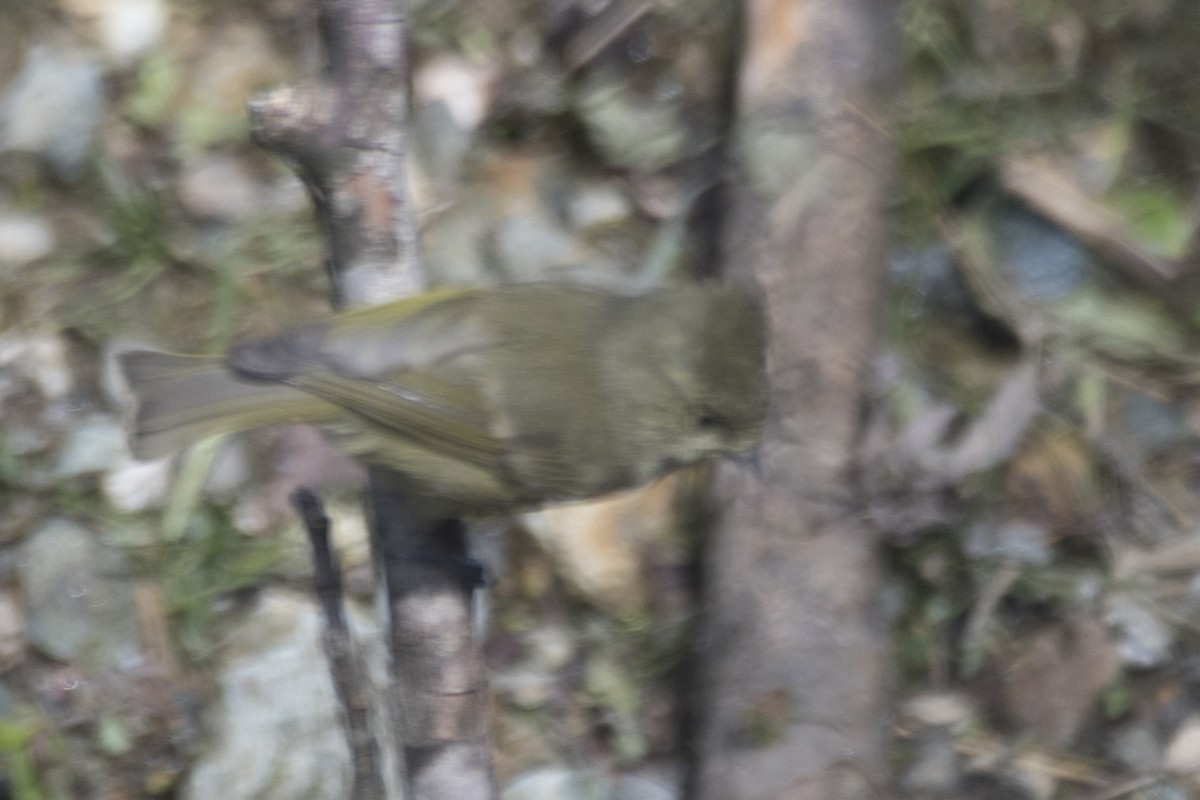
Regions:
[[120, 283, 767, 517]]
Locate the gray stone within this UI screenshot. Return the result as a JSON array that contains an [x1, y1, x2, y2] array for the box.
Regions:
[[1108, 723, 1162, 773], [183, 591, 384, 800], [1106, 594, 1173, 668], [502, 767, 611, 800], [488, 212, 580, 283], [55, 414, 128, 477], [93, 0, 168, 61], [178, 156, 262, 221], [611, 768, 679, 800], [102, 456, 172, 513], [900, 729, 959, 793], [965, 518, 1053, 566], [995, 205, 1092, 302], [575, 71, 688, 172], [20, 518, 142, 666], [0, 212, 55, 266], [1, 43, 104, 177], [568, 182, 632, 232]]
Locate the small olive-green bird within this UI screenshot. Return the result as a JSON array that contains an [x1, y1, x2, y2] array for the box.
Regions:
[[120, 283, 767, 518]]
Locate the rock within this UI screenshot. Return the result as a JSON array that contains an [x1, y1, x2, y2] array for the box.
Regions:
[[574, 70, 688, 172], [178, 156, 263, 221], [994, 205, 1092, 302], [568, 182, 632, 232], [900, 691, 976, 731], [60, 0, 168, 60], [523, 624, 575, 672], [1165, 716, 1200, 774], [0, 680, 16, 716], [55, 413, 128, 476], [203, 437, 251, 500], [0, 330, 72, 400], [1144, 781, 1195, 800], [0, 331, 76, 462], [20, 518, 142, 667], [890, 241, 971, 317], [420, 197, 494, 287], [491, 667, 559, 711], [0, 212, 55, 266], [521, 478, 681, 615], [1106, 594, 1173, 668], [0, 339, 75, 477], [611, 768, 679, 800], [411, 56, 492, 193], [102, 456, 172, 512], [412, 99, 474, 194], [97, 0, 168, 61], [1108, 723, 1162, 773], [501, 767, 611, 800], [488, 211, 581, 283], [0, 588, 27, 671], [259, 173, 309, 216], [183, 591, 382, 800], [965, 518, 1053, 566], [61, 0, 168, 61], [415, 56, 493, 131], [1, 42, 104, 177], [900, 729, 959, 794], [496, 63, 569, 118], [231, 492, 274, 536], [1121, 390, 1190, 456]]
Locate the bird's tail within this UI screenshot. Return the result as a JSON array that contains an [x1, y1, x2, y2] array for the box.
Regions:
[[119, 351, 335, 459]]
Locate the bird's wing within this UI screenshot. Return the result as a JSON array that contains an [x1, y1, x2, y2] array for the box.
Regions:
[[291, 368, 508, 471], [319, 289, 495, 377], [227, 288, 490, 382]]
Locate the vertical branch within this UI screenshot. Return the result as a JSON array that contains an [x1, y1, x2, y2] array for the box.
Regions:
[[293, 489, 384, 800], [367, 474, 495, 800], [251, 0, 422, 308], [250, 0, 495, 797], [693, 1, 897, 798]]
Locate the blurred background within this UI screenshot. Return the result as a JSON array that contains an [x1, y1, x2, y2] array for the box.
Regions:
[[4, 1, 1200, 798]]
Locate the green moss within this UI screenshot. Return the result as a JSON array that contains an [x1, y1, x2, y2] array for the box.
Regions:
[[1102, 679, 1132, 719], [147, 501, 286, 660], [1106, 182, 1194, 259], [176, 106, 252, 159], [0, 712, 56, 800], [125, 51, 184, 129]]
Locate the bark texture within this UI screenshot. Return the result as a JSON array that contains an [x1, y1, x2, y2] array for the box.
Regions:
[[694, 1, 896, 798]]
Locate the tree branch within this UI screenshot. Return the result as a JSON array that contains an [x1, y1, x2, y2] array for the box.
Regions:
[[692, 1, 897, 798], [293, 488, 385, 800], [250, 0, 495, 797]]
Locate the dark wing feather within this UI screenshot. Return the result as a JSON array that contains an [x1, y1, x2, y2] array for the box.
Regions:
[[292, 370, 507, 471], [227, 288, 487, 382], [318, 290, 490, 378]]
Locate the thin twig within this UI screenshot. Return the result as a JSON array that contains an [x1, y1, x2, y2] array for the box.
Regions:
[[292, 488, 384, 800]]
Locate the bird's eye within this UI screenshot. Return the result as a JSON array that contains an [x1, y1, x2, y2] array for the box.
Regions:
[[697, 411, 721, 430]]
